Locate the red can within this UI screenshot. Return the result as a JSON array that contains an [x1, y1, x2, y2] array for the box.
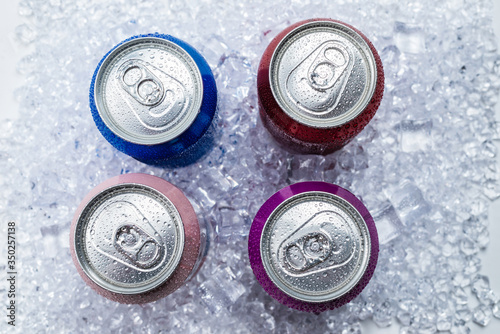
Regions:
[[258, 19, 384, 154]]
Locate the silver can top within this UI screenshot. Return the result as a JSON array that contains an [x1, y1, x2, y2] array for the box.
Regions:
[[260, 191, 371, 303], [73, 183, 185, 295], [94, 37, 203, 145], [270, 21, 377, 128]]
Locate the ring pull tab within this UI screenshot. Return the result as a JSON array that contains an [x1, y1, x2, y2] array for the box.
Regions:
[[307, 42, 350, 91], [115, 58, 188, 131], [284, 232, 332, 272], [278, 211, 356, 276], [89, 200, 165, 271], [118, 59, 164, 106], [285, 40, 354, 115], [113, 223, 162, 269]]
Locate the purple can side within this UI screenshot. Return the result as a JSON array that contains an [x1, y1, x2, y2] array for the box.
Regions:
[[248, 181, 379, 313]]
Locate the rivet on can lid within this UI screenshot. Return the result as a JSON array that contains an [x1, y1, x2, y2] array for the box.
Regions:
[[73, 183, 185, 295], [94, 37, 204, 145], [269, 20, 377, 129], [260, 191, 371, 303]]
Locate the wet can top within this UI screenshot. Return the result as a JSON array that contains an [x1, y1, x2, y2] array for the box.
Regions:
[[248, 182, 379, 313], [70, 174, 201, 303], [93, 36, 204, 145], [269, 20, 378, 128]]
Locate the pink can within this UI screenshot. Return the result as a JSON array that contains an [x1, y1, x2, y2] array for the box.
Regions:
[[70, 173, 206, 304]]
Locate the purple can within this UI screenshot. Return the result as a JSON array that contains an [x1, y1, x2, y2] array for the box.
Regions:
[[248, 182, 379, 313]]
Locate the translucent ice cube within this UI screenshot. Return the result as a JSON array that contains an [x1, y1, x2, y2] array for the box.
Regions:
[[396, 120, 433, 152], [394, 22, 426, 54], [387, 179, 431, 226], [372, 200, 404, 244], [472, 304, 492, 327], [197, 266, 245, 314]]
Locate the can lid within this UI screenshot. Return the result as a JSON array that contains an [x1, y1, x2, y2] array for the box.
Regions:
[[73, 183, 185, 295], [94, 37, 204, 145], [269, 21, 377, 129], [260, 191, 371, 303]]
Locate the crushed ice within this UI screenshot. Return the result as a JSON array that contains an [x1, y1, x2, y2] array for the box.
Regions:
[[0, 0, 500, 333]]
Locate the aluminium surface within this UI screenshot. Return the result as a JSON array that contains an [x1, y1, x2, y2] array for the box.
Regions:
[[94, 37, 204, 145], [260, 191, 371, 303], [73, 183, 185, 295], [269, 21, 377, 128]]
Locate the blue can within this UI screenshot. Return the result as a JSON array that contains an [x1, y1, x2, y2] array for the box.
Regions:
[[90, 33, 217, 167]]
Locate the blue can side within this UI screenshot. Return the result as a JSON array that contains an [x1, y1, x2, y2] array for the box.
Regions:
[[89, 33, 218, 167]]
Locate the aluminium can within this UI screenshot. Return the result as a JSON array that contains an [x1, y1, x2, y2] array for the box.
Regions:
[[257, 19, 384, 154], [70, 173, 208, 304], [90, 33, 218, 167], [248, 182, 379, 313]]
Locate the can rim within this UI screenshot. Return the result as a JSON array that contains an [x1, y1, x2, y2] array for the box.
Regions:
[[269, 20, 377, 129], [94, 36, 204, 145], [259, 191, 371, 303], [72, 182, 185, 295]]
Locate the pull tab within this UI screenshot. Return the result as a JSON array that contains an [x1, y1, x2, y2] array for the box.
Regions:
[[118, 59, 164, 106], [279, 211, 356, 276], [284, 231, 332, 272], [285, 40, 353, 114], [89, 200, 165, 271], [116, 59, 188, 131], [308, 43, 349, 91], [113, 224, 162, 269]]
